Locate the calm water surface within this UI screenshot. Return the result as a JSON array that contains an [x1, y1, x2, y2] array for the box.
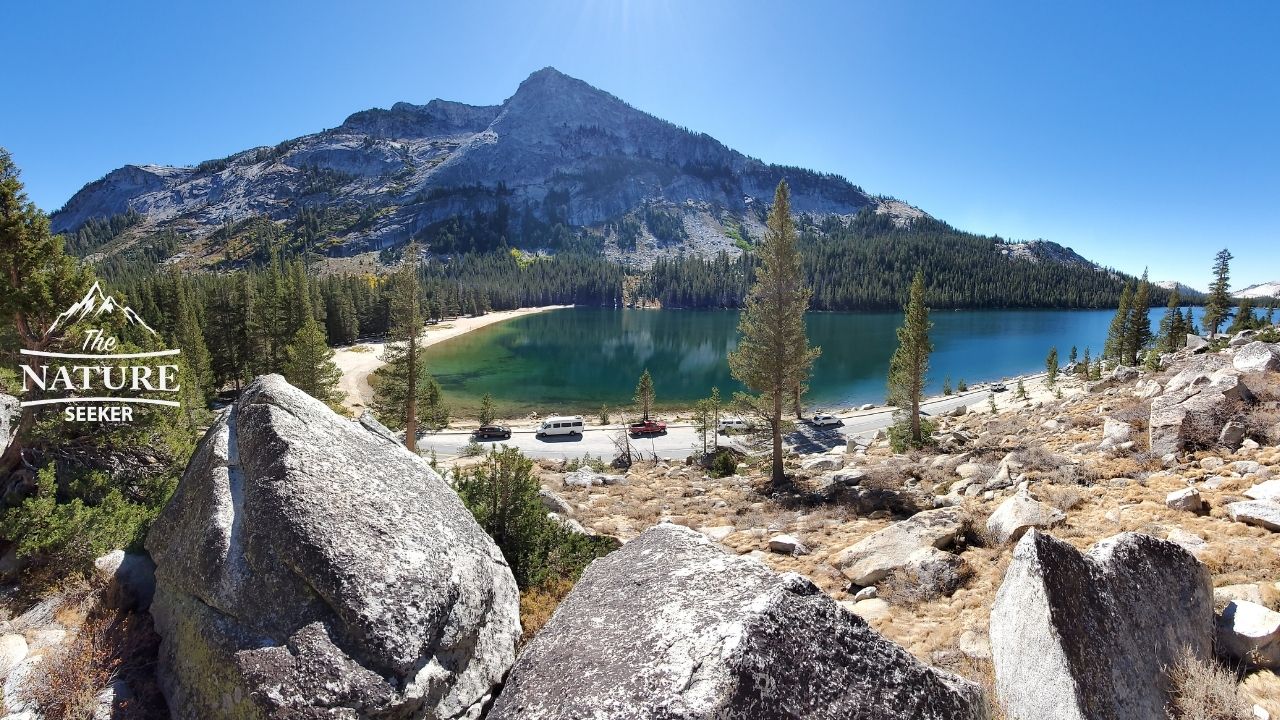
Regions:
[[423, 306, 1206, 414]]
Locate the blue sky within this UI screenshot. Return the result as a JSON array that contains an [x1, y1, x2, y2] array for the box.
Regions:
[[3, 1, 1277, 288]]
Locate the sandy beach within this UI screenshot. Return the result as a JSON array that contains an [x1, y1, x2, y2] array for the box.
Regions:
[[333, 305, 572, 411]]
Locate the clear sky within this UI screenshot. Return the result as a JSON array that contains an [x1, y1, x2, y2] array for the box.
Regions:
[[3, 1, 1277, 289]]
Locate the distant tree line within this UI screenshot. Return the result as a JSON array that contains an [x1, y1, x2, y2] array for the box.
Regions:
[[637, 210, 1173, 310]]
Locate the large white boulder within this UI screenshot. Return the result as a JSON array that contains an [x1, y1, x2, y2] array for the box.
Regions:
[[488, 524, 987, 719], [1234, 342, 1280, 374], [990, 531, 1213, 720], [146, 376, 520, 720], [1229, 500, 1280, 531], [985, 489, 1066, 545], [832, 507, 968, 585], [1217, 600, 1280, 669]]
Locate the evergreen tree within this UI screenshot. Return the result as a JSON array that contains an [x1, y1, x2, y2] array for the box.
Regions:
[[0, 149, 95, 474], [1125, 271, 1152, 364], [421, 376, 450, 431], [887, 270, 932, 447], [634, 369, 655, 421], [1203, 248, 1233, 336], [172, 279, 214, 403], [372, 246, 427, 450], [1227, 297, 1258, 334], [1069, 346, 1078, 365], [1103, 283, 1133, 362], [942, 376, 952, 396], [1266, 298, 1276, 326], [1046, 347, 1059, 386], [727, 181, 820, 485], [1158, 288, 1185, 353], [478, 393, 496, 426], [1081, 347, 1092, 376], [325, 283, 359, 346], [282, 316, 343, 405]]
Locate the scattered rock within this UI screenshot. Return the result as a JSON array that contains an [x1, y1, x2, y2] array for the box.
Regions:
[[698, 525, 736, 542], [1228, 500, 1280, 531], [832, 507, 967, 585], [800, 455, 842, 472], [548, 512, 592, 535], [768, 533, 810, 556], [145, 376, 520, 720], [563, 469, 625, 487], [1166, 528, 1207, 556], [488, 524, 986, 719], [990, 531, 1213, 720], [847, 598, 892, 622], [1201, 456, 1226, 471], [1248, 480, 1280, 502], [985, 489, 1066, 545], [538, 487, 573, 514], [957, 630, 992, 661], [853, 586, 878, 601], [1185, 334, 1210, 353], [1112, 366, 1140, 383], [0, 634, 27, 679], [1234, 342, 1280, 374], [1165, 487, 1205, 513], [92, 550, 156, 611], [1217, 600, 1280, 669], [1221, 420, 1248, 449], [955, 462, 987, 480], [1216, 584, 1265, 606], [1149, 370, 1254, 456]]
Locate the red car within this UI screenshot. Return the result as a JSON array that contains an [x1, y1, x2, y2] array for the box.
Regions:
[[628, 420, 667, 435]]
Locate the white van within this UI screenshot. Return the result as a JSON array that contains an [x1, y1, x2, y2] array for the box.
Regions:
[[536, 416, 585, 438], [718, 416, 750, 432]]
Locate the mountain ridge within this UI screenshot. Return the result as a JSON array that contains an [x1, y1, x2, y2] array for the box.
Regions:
[[51, 67, 883, 265]]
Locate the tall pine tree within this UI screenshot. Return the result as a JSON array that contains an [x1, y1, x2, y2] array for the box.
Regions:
[[1203, 248, 1233, 336], [1125, 271, 1152, 365], [727, 180, 820, 485], [887, 270, 933, 446], [372, 245, 434, 450], [1103, 283, 1133, 363]]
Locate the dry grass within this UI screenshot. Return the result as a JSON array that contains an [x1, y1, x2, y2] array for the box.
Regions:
[[20, 604, 164, 719], [518, 577, 576, 646], [1042, 483, 1086, 512], [1165, 647, 1252, 720], [1243, 669, 1280, 717]]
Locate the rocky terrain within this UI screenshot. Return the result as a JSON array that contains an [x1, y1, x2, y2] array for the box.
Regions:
[[3, 332, 1279, 718]]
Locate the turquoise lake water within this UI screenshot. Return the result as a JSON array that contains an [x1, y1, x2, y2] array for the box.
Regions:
[[422, 306, 1210, 414]]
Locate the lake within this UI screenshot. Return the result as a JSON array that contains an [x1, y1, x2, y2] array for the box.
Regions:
[[422, 306, 1211, 415]]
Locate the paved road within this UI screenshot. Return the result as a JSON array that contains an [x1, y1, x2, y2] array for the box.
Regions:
[[419, 379, 1034, 461]]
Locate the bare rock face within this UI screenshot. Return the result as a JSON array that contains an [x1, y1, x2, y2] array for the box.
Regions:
[[1149, 364, 1253, 456], [146, 375, 520, 720], [989, 531, 1213, 720], [489, 524, 988, 720]]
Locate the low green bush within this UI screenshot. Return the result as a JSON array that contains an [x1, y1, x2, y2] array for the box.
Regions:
[[457, 447, 617, 589]]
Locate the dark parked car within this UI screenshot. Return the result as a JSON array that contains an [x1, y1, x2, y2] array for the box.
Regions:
[[628, 420, 667, 435], [473, 425, 512, 440]]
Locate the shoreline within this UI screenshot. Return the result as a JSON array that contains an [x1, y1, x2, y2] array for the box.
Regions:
[[438, 369, 1068, 431], [332, 304, 573, 412]]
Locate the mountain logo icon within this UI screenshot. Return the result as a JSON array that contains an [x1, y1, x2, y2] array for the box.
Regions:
[[48, 281, 158, 337]]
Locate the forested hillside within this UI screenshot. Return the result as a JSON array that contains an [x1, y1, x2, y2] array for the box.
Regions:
[[637, 210, 1168, 310]]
